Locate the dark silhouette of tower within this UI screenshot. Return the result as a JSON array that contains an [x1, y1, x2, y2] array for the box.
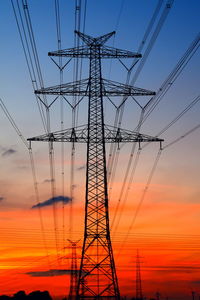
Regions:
[[68, 240, 80, 300], [156, 292, 161, 300], [135, 250, 143, 300], [192, 291, 195, 300], [28, 31, 163, 299]]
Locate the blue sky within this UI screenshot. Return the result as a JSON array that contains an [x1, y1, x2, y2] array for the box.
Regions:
[[0, 0, 199, 205]]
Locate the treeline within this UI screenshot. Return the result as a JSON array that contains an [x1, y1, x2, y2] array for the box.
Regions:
[[0, 291, 52, 300]]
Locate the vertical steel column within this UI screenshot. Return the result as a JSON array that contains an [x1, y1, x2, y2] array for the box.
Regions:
[[136, 250, 143, 300], [77, 40, 120, 299], [68, 240, 79, 300]]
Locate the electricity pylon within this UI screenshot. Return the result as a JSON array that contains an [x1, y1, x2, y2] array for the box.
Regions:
[[67, 240, 80, 300], [28, 31, 163, 299], [136, 250, 143, 300]]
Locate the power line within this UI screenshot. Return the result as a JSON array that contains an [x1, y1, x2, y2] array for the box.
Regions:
[[18, 0, 60, 263], [0, 97, 52, 269], [107, 0, 172, 218], [110, 110, 145, 230], [111, 148, 142, 235], [116, 148, 162, 260], [143, 32, 200, 121], [11, 0, 47, 131], [131, 0, 174, 85], [54, 0, 66, 259], [3, 226, 200, 240], [156, 94, 200, 136], [130, 0, 164, 75], [163, 123, 200, 150], [108, 4, 197, 223], [115, 110, 200, 256], [141, 93, 200, 150]]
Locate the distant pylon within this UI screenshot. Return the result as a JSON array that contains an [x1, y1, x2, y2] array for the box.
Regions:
[[68, 240, 80, 300], [191, 291, 195, 300], [136, 250, 143, 300], [156, 291, 161, 300]]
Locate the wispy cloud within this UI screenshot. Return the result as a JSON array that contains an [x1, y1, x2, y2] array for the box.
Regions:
[[146, 265, 200, 274], [26, 269, 75, 277], [192, 280, 200, 284], [31, 196, 71, 209], [43, 179, 54, 184], [1, 148, 17, 157], [77, 165, 85, 171]]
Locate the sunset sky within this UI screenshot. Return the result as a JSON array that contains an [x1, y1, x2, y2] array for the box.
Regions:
[[0, 0, 200, 299]]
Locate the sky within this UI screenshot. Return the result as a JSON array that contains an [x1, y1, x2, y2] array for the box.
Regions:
[[0, 0, 200, 299]]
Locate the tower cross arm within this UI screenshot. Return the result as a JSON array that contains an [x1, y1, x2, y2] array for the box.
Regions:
[[27, 124, 164, 145], [34, 79, 89, 96], [27, 125, 88, 143], [104, 125, 163, 144], [103, 79, 156, 96], [34, 78, 155, 97], [75, 30, 116, 46], [48, 45, 141, 59], [48, 46, 90, 58], [101, 46, 141, 58]]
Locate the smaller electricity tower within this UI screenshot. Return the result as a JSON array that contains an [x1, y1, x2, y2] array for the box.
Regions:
[[67, 240, 80, 300], [135, 250, 143, 300]]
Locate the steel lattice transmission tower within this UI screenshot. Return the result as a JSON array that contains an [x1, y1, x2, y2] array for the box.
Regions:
[[28, 31, 163, 299], [68, 240, 80, 300], [135, 250, 143, 300]]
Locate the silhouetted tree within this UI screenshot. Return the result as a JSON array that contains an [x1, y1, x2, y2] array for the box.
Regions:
[[0, 296, 11, 300], [0, 290, 52, 300], [13, 291, 26, 300], [28, 291, 52, 300]]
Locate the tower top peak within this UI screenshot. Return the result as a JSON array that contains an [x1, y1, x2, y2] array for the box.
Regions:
[[75, 30, 115, 46]]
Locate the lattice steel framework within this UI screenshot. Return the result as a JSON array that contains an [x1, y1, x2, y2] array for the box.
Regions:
[[68, 240, 80, 300], [136, 250, 143, 300], [28, 31, 163, 299]]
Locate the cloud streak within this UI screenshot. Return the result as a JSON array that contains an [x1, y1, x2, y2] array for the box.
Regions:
[[31, 196, 71, 209], [1, 148, 17, 157], [146, 265, 200, 275], [26, 269, 75, 277], [43, 179, 54, 184], [77, 165, 85, 171]]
